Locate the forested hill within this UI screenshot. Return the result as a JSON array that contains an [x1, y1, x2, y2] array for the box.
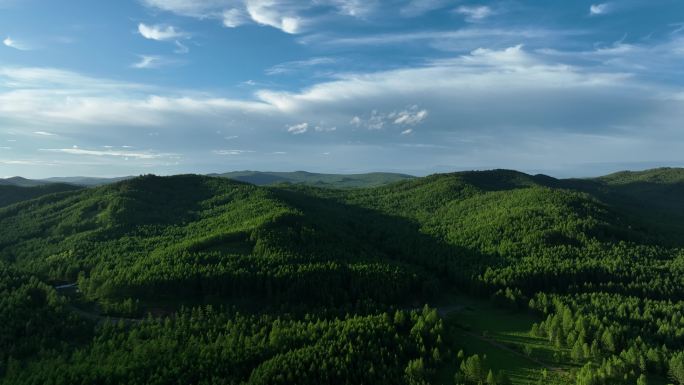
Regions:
[[0, 183, 82, 208], [3, 168, 684, 385], [209, 170, 415, 188]]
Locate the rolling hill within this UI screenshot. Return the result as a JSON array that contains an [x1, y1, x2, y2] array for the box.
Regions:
[[0, 183, 82, 208], [3, 167, 684, 385]]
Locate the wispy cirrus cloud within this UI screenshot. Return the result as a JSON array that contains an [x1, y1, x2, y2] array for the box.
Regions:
[[213, 149, 255, 155], [2, 39, 684, 176], [3, 36, 31, 50], [131, 55, 176, 69], [400, 0, 452, 17], [141, 0, 303, 33], [141, 0, 378, 34], [140, 0, 233, 18], [286, 122, 308, 134], [391, 106, 428, 125], [302, 28, 578, 50], [138, 23, 191, 54], [454, 5, 493, 22], [589, 3, 611, 16], [222, 8, 247, 27], [350, 106, 428, 131], [266, 57, 336, 75], [33, 131, 56, 136], [138, 23, 187, 41], [40, 147, 179, 159], [246, 0, 301, 34]]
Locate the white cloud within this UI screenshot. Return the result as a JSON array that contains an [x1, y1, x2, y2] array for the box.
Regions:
[[464, 44, 532, 66], [3, 36, 30, 50], [246, 0, 301, 34], [41, 148, 178, 159], [2, 41, 684, 177], [589, 3, 610, 16], [400, 0, 451, 17], [314, 125, 337, 132], [213, 149, 254, 155], [138, 23, 186, 41], [286, 122, 309, 134], [266, 57, 336, 75], [33, 131, 56, 136], [308, 28, 561, 49], [391, 107, 428, 125], [223, 8, 247, 27], [324, 0, 377, 17], [174, 40, 189, 54], [0, 160, 51, 166], [350, 107, 428, 131], [131, 55, 172, 69], [142, 0, 302, 32], [367, 110, 386, 130], [141, 0, 236, 18], [454, 5, 492, 22]]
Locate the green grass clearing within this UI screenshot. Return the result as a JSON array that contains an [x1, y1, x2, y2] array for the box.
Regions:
[[434, 293, 573, 384]]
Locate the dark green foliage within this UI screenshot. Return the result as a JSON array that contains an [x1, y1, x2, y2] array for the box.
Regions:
[[2, 307, 443, 385], [0, 175, 437, 307], [0, 183, 81, 208], [0, 262, 90, 370], [3, 168, 684, 384]]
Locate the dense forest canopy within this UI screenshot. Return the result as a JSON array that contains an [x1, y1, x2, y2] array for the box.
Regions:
[[3, 167, 684, 384]]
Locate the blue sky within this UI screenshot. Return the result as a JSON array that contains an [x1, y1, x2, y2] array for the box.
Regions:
[[1, 0, 684, 178]]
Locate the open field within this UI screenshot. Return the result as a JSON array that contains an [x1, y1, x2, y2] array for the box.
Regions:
[[435, 293, 572, 384]]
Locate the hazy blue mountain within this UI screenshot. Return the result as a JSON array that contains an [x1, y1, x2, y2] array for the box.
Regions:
[[40, 176, 134, 186], [210, 170, 416, 188], [0, 176, 49, 187]]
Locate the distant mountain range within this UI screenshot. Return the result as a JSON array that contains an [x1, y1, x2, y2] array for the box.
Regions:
[[0, 176, 133, 187], [208, 170, 416, 188], [0, 171, 416, 189], [40, 176, 135, 186], [0, 176, 50, 187]]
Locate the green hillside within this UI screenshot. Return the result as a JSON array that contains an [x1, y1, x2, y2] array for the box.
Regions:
[[3, 168, 684, 385], [0, 183, 82, 208], [211, 170, 415, 188]]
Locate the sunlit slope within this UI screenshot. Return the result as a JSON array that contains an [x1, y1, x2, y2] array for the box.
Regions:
[[330, 169, 679, 298], [2, 169, 682, 308], [0, 174, 436, 306]]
